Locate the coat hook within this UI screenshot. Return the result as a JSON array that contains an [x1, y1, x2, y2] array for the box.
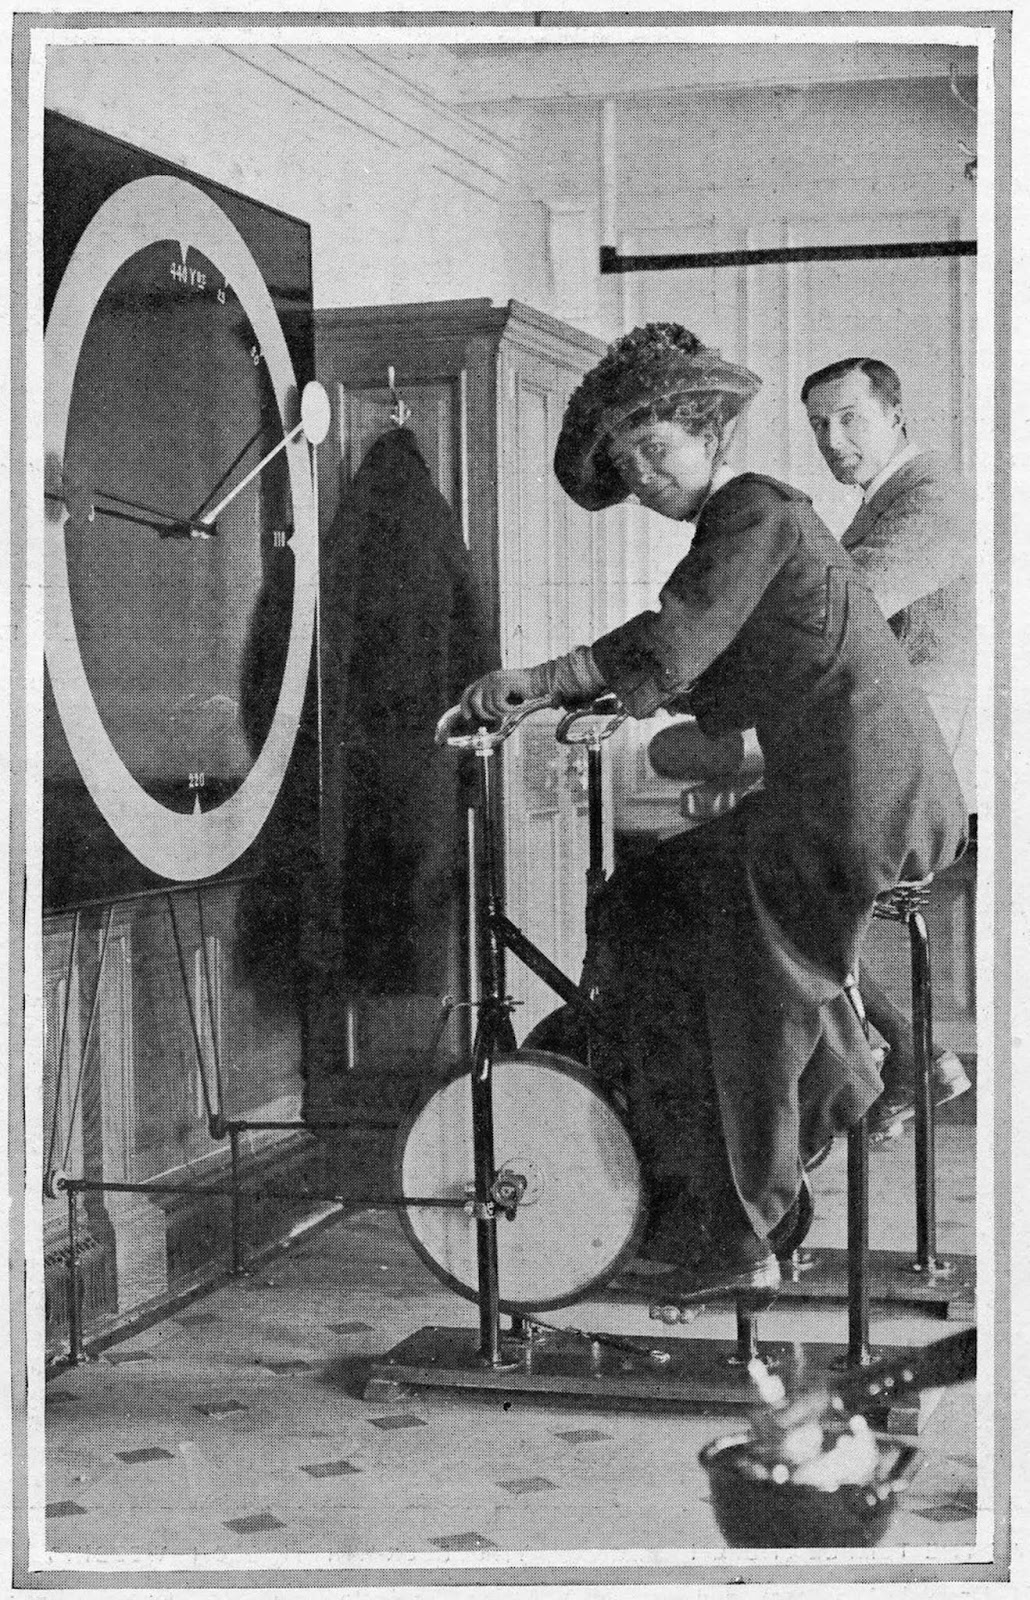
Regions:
[[387, 366, 411, 427]]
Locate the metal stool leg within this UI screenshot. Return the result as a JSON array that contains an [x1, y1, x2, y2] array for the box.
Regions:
[[846, 1112, 873, 1365], [843, 978, 873, 1366], [907, 908, 951, 1278]]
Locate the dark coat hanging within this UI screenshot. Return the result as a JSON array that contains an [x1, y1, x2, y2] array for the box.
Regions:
[[307, 426, 494, 999]]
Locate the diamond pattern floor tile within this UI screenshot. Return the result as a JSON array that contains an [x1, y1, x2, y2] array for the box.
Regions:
[[300, 1459, 362, 1478], [430, 1531, 497, 1551], [193, 1399, 248, 1418], [224, 1512, 286, 1534]]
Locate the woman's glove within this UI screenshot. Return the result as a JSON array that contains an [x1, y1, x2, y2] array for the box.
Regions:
[[459, 645, 608, 727], [460, 666, 553, 726]]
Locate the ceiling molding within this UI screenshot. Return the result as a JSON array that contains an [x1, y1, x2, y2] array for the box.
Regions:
[[440, 41, 979, 106]]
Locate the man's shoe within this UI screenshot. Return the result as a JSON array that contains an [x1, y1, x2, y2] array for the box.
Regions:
[[870, 1049, 972, 1143]]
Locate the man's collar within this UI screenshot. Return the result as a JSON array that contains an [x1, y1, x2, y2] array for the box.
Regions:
[[862, 441, 920, 503]]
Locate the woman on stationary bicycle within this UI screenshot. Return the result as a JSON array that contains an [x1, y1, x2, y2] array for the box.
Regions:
[[456, 324, 967, 1311]]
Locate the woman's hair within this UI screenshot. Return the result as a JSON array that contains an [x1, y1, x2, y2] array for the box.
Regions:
[[614, 390, 732, 440]]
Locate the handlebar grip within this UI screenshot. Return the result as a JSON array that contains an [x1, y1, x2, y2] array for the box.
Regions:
[[435, 704, 469, 745], [435, 696, 555, 748]]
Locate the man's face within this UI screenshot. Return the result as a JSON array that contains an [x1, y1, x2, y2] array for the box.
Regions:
[[804, 370, 905, 489], [609, 418, 718, 522]]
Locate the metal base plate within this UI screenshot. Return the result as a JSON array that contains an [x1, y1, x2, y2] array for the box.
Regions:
[[770, 1248, 976, 1321], [363, 1325, 941, 1438]]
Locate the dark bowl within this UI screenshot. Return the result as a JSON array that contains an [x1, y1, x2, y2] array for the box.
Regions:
[[700, 1432, 921, 1549]]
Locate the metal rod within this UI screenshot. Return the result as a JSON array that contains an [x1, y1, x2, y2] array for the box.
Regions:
[[223, 1119, 397, 1133], [587, 744, 604, 880], [56, 1176, 468, 1207], [909, 909, 940, 1270], [495, 913, 606, 1029], [846, 1114, 872, 1365], [600, 240, 977, 275], [200, 420, 304, 527], [843, 976, 872, 1366], [66, 1188, 83, 1366], [45, 908, 80, 1182], [166, 894, 218, 1129], [195, 888, 225, 1120], [61, 904, 114, 1173], [734, 1302, 760, 1365], [229, 1127, 243, 1275], [471, 747, 504, 1367]]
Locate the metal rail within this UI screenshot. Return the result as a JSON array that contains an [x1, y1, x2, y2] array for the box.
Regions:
[[600, 240, 977, 274]]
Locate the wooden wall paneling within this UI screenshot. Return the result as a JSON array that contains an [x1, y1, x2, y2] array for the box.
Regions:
[[89, 907, 170, 1316]]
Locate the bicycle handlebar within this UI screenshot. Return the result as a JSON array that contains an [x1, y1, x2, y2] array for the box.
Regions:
[[555, 696, 628, 745], [435, 694, 626, 751], [435, 697, 554, 750]]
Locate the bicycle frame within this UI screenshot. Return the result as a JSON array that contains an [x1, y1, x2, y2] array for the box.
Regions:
[[438, 695, 628, 1365]]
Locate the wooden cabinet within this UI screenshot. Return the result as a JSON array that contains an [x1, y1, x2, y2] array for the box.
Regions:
[[314, 299, 625, 1045]]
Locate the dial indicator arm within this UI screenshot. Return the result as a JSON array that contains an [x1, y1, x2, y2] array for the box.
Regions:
[[188, 422, 268, 525], [46, 488, 215, 540], [196, 382, 330, 529], [198, 419, 304, 528]]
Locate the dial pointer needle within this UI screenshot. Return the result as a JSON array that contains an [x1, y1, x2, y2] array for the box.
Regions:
[[199, 419, 305, 528], [189, 423, 267, 524], [45, 491, 180, 536]]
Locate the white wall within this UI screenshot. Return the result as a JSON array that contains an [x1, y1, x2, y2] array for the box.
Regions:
[[43, 40, 553, 314]]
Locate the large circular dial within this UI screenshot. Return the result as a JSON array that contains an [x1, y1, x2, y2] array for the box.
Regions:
[[44, 174, 318, 882]]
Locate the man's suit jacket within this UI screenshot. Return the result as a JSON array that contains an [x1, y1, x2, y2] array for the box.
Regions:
[[842, 450, 976, 808]]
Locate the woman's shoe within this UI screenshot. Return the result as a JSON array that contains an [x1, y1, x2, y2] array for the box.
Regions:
[[647, 1236, 781, 1323]]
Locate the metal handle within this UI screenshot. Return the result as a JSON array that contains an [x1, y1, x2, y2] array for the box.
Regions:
[[435, 697, 555, 751], [555, 695, 627, 745]]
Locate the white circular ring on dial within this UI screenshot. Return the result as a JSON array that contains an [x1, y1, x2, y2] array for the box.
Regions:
[[45, 175, 318, 882]]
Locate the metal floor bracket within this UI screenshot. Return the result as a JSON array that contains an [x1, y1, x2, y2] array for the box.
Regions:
[[363, 1324, 941, 1440], [772, 1246, 976, 1322]]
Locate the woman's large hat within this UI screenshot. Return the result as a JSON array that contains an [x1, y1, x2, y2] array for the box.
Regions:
[[555, 324, 762, 512]]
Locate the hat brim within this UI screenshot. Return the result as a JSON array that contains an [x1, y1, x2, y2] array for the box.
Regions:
[[555, 359, 761, 512]]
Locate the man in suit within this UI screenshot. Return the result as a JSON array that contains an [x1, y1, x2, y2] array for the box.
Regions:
[[802, 357, 975, 1138]]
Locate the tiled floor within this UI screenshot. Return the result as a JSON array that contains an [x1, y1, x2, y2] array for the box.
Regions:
[[40, 1118, 984, 1574]]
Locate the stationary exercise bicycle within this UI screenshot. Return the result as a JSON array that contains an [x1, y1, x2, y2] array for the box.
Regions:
[[366, 696, 844, 1411]]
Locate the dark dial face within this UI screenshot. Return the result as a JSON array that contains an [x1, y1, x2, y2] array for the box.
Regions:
[[59, 240, 292, 815], [44, 174, 318, 888]]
